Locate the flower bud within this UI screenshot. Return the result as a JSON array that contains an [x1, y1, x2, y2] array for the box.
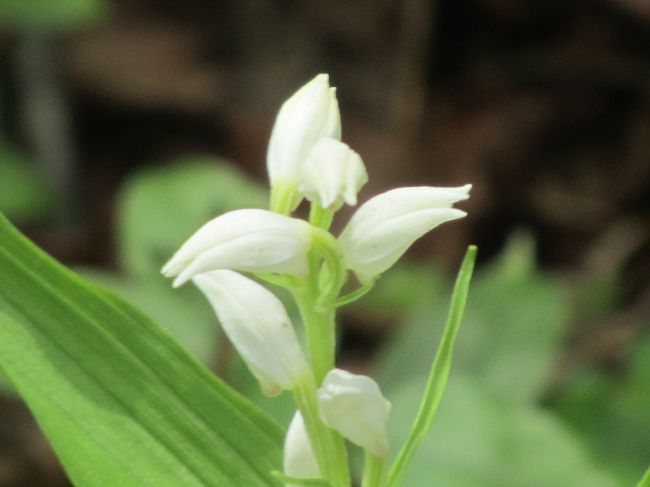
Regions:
[[299, 137, 368, 210], [317, 369, 391, 457], [283, 411, 320, 486], [192, 270, 309, 396], [267, 74, 341, 210], [338, 185, 471, 282], [162, 209, 313, 287]]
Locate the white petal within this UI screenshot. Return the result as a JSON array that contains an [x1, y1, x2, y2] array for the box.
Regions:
[[283, 411, 320, 486], [318, 369, 391, 457], [162, 209, 313, 287], [339, 185, 471, 282], [193, 270, 308, 395], [267, 74, 341, 187], [299, 138, 368, 210]]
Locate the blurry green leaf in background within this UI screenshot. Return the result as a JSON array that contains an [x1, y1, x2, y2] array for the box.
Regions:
[[555, 334, 650, 485], [0, 141, 55, 221], [0, 0, 108, 30], [85, 157, 268, 365], [352, 234, 643, 486]]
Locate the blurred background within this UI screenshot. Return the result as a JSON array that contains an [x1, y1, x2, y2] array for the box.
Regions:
[[0, 0, 649, 486]]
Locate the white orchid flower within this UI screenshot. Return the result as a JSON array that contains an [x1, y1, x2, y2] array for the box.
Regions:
[[283, 411, 320, 486], [317, 368, 391, 457], [162, 209, 313, 287], [192, 270, 309, 396], [338, 185, 471, 282], [299, 137, 368, 210], [267, 74, 341, 211]]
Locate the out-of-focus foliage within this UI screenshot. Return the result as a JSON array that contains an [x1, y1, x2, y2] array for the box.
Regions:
[[350, 234, 647, 486], [555, 334, 650, 485], [117, 158, 267, 277], [85, 157, 268, 364], [0, 142, 54, 221], [0, 0, 107, 30]]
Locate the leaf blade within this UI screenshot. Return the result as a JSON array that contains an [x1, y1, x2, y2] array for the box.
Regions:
[[0, 213, 283, 486]]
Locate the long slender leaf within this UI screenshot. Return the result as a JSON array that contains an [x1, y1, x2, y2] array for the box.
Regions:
[[387, 245, 477, 487], [0, 213, 283, 486]]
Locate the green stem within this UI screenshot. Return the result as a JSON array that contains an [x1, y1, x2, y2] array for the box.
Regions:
[[309, 204, 334, 230], [361, 451, 387, 487], [294, 287, 336, 385], [293, 377, 350, 487]]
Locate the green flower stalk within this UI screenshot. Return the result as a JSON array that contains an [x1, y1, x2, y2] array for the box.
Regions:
[[163, 74, 474, 487]]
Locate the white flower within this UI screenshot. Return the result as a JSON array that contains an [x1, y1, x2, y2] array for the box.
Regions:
[[317, 369, 391, 457], [338, 185, 471, 282], [299, 137, 368, 210], [162, 209, 313, 287], [267, 74, 341, 209], [192, 270, 309, 396], [283, 411, 320, 486]]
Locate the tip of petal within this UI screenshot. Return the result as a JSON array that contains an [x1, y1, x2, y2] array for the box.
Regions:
[[172, 274, 189, 288]]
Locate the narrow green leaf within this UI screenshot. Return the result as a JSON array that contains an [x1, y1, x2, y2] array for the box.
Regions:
[[637, 465, 650, 487], [386, 245, 477, 487], [0, 213, 283, 486]]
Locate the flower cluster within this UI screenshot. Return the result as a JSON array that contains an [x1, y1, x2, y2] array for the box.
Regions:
[[163, 74, 470, 487]]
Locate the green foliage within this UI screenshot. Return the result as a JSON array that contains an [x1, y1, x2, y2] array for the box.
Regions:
[[555, 334, 650, 484], [84, 157, 268, 363], [364, 235, 628, 486], [0, 142, 54, 221], [637, 464, 650, 487], [376, 234, 569, 404], [387, 376, 618, 487], [0, 0, 107, 30], [0, 213, 283, 486], [117, 157, 268, 277]]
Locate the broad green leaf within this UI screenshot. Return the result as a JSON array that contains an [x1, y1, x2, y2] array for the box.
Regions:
[[0, 213, 283, 486], [117, 158, 268, 276], [637, 464, 650, 487], [387, 375, 620, 487], [81, 269, 219, 365]]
